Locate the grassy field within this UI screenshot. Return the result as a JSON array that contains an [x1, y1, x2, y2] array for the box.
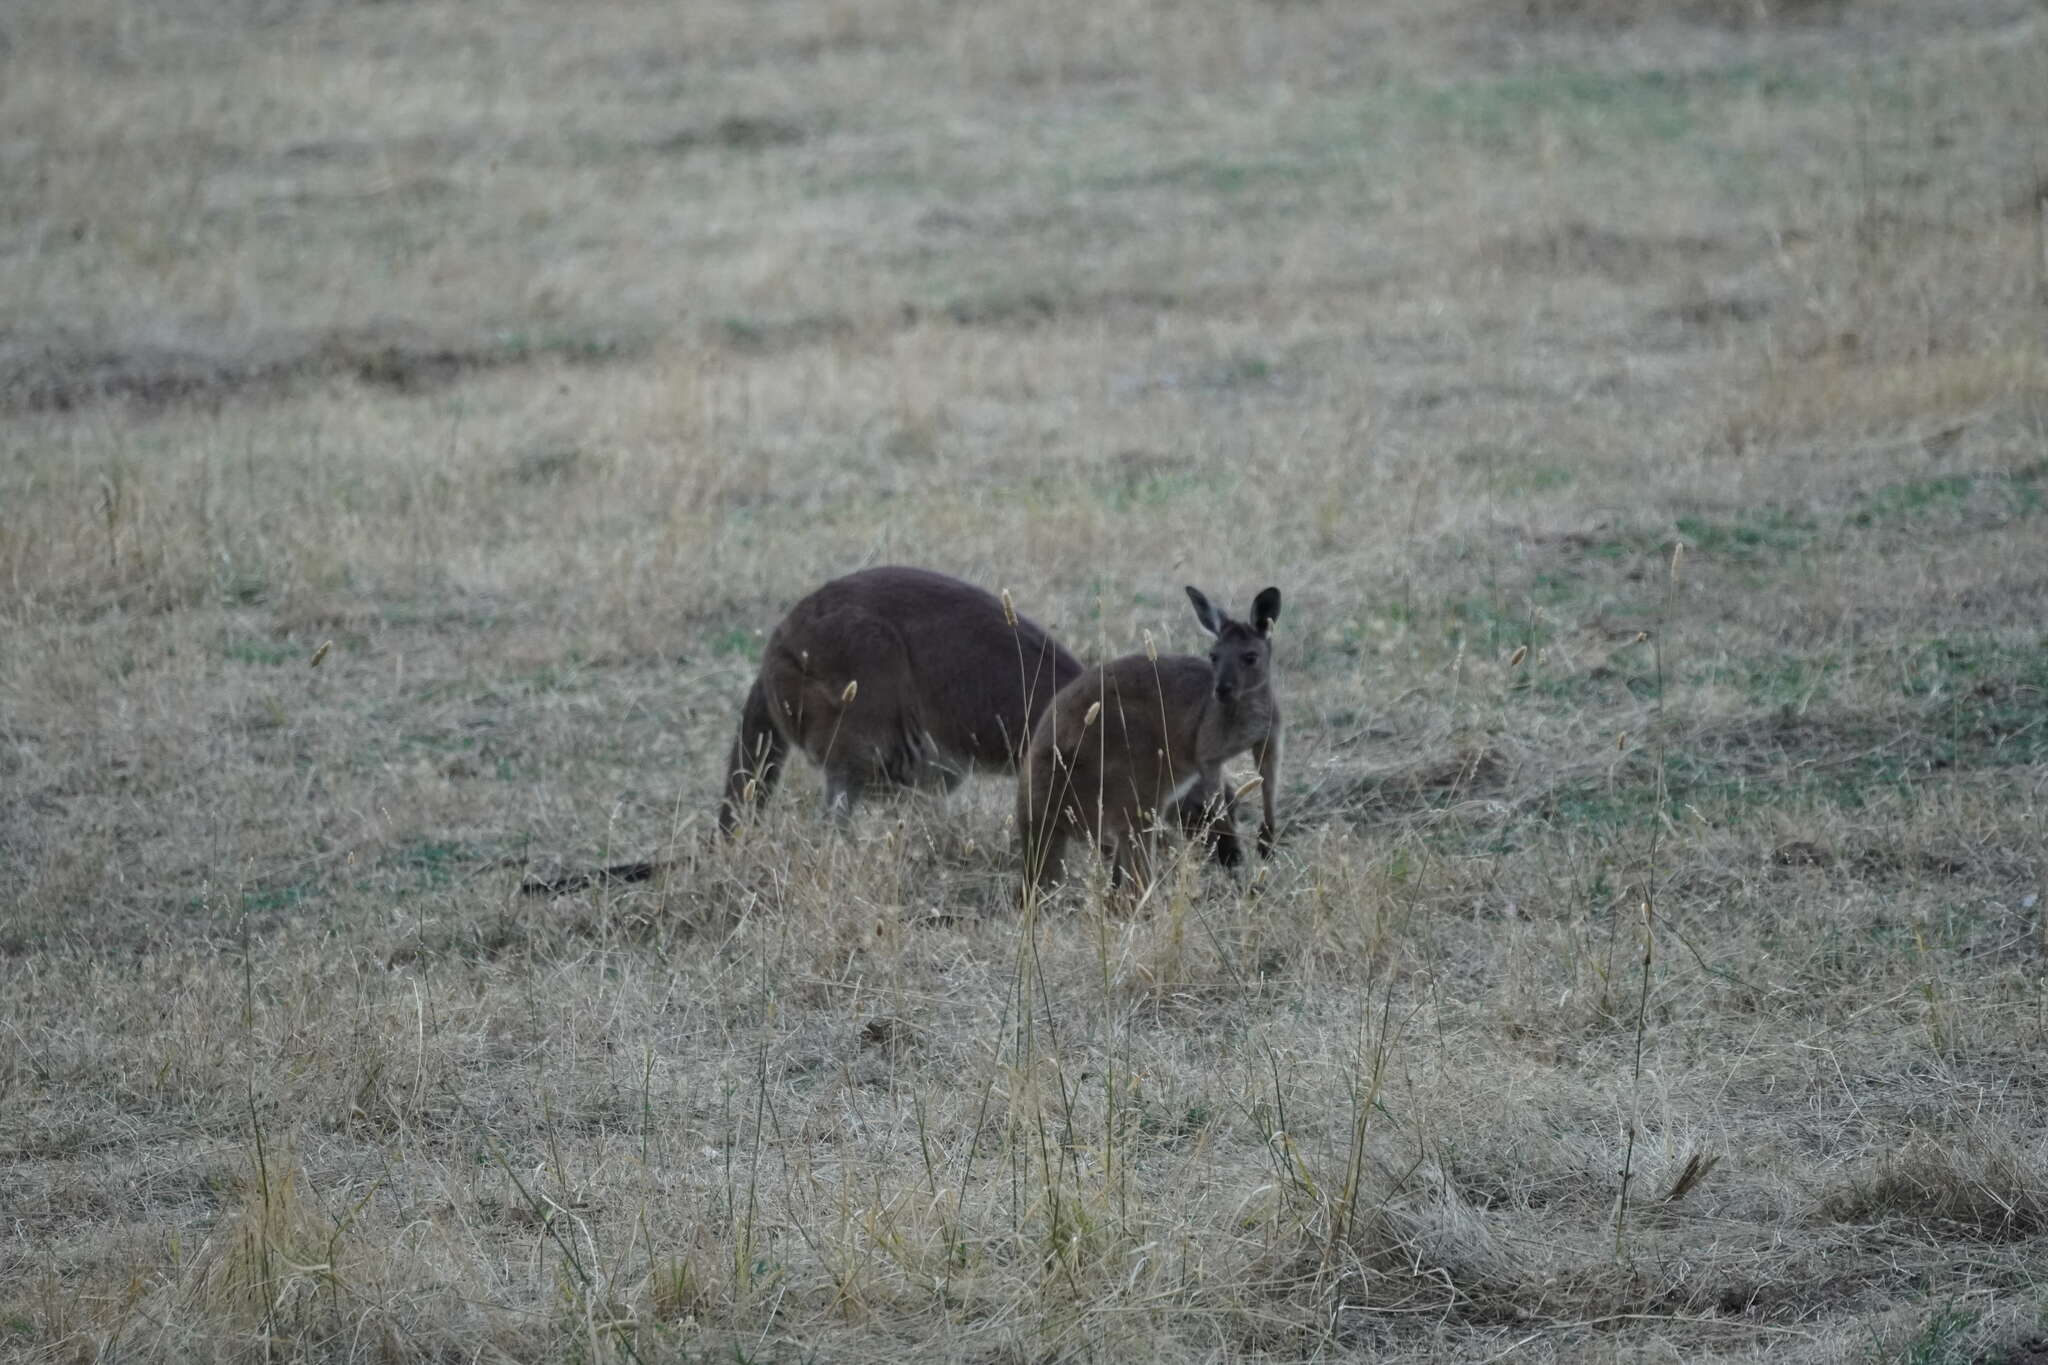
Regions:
[[5, 0, 2048, 1359]]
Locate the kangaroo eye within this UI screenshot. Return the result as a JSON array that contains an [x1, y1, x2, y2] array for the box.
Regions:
[[1241, 651, 1259, 666]]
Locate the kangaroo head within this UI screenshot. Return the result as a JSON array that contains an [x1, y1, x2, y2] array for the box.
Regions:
[[1186, 585, 1282, 705]]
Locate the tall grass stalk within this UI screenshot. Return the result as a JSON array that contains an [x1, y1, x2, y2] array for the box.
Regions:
[[1616, 539, 1681, 1262]]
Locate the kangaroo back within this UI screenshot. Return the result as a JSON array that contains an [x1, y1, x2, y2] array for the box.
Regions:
[[721, 566, 1082, 831]]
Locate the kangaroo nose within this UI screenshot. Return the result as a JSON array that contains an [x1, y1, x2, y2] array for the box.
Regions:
[[1215, 680, 1235, 701]]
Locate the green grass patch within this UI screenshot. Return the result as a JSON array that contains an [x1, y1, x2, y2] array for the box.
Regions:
[[388, 839, 482, 892], [710, 627, 759, 659], [1098, 467, 1230, 513], [1302, 621, 1380, 668], [1782, 748, 1920, 813], [1900, 1305, 1981, 1365], [939, 289, 1058, 328], [1421, 61, 1823, 153], [709, 313, 855, 353], [1582, 537, 1637, 560], [1697, 654, 1840, 708], [400, 731, 479, 754], [484, 329, 638, 367], [1454, 444, 1575, 495], [1534, 664, 1659, 705], [1848, 467, 2045, 530], [1848, 474, 1975, 527], [222, 638, 296, 667], [1445, 595, 1553, 652], [1900, 637, 2048, 767], [1532, 777, 1670, 834], [1090, 156, 1325, 199], [1507, 464, 1575, 494], [508, 658, 594, 696], [1673, 506, 1814, 560], [1424, 69, 1693, 149], [241, 883, 314, 915], [214, 566, 272, 606], [1520, 748, 1814, 840], [1204, 351, 1277, 388], [1526, 572, 1584, 606], [1496, 687, 2034, 850]]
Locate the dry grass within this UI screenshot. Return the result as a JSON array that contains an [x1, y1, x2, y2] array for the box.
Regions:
[[5, 0, 2048, 1360]]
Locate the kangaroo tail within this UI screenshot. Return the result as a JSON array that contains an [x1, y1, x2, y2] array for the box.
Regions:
[[719, 673, 788, 835], [520, 860, 666, 896]]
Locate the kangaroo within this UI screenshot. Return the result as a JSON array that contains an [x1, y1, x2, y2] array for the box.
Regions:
[[1018, 585, 1282, 894], [718, 565, 1081, 832], [521, 568, 1238, 895]]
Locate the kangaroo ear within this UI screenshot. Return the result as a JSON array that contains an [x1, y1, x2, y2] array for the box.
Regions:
[[1251, 587, 1282, 635], [1185, 586, 1224, 637]]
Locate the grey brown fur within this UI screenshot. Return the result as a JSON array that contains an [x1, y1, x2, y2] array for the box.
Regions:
[[1019, 585, 1282, 893], [720, 566, 1082, 832]]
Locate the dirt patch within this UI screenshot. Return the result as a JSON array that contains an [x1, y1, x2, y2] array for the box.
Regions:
[[898, 282, 1269, 335], [1479, 222, 1727, 283], [1304, 742, 1519, 830], [1772, 839, 1833, 867], [648, 114, 812, 156], [1690, 706, 2036, 779], [1651, 289, 1772, 329], [1507, 0, 1852, 28], [705, 312, 859, 354], [0, 326, 637, 416], [2004, 175, 2048, 222], [703, 284, 1223, 354]]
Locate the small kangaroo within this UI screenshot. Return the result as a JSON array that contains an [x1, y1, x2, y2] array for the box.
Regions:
[[1019, 585, 1282, 894], [719, 565, 1081, 832]]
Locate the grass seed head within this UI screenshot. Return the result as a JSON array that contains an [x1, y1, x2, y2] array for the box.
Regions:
[[841, 679, 858, 704], [308, 640, 332, 668], [1660, 1152, 1722, 1203], [1083, 700, 1101, 728], [1000, 588, 1017, 627]]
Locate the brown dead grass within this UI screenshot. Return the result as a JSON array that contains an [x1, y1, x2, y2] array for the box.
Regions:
[[4, 0, 2048, 1361]]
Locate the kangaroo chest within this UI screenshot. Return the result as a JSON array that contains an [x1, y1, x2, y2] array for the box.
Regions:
[[1194, 693, 1273, 766]]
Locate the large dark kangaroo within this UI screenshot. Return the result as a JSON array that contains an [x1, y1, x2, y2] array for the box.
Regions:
[[718, 565, 1080, 832], [1019, 585, 1282, 895], [526, 567, 1077, 894]]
